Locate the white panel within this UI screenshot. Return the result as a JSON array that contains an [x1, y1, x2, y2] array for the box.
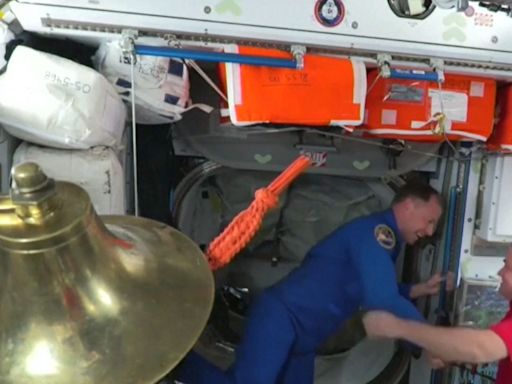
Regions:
[[477, 156, 499, 242], [458, 158, 504, 283], [9, 0, 512, 71], [495, 156, 512, 237], [477, 155, 512, 242]]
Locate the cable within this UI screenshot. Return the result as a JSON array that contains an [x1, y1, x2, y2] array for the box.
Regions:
[[366, 72, 382, 95], [436, 81, 462, 160], [301, 127, 471, 162], [129, 50, 139, 216], [186, 59, 229, 103]]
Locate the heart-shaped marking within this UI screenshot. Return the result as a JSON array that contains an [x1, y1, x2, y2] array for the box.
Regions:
[[443, 13, 467, 28], [254, 154, 273, 164], [352, 160, 370, 170], [443, 27, 467, 42], [215, 0, 242, 16]]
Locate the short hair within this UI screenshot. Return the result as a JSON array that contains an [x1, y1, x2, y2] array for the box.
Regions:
[[391, 181, 443, 208]]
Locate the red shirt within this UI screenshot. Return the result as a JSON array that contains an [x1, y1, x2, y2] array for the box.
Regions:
[[491, 304, 512, 384]]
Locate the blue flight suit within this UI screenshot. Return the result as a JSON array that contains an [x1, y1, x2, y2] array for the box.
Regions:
[[177, 209, 425, 384]]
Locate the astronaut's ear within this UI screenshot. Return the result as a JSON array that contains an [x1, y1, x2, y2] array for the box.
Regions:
[[402, 197, 416, 212]]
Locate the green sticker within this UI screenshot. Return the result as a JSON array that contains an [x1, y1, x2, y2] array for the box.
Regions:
[[215, 0, 242, 16], [443, 27, 467, 42], [352, 160, 370, 170], [442, 13, 467, 43], [254, 154, 273, 164], [442, 13, 467, 28]]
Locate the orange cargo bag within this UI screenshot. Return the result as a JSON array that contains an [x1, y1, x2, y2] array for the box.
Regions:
[[361, 70, 496, 142], [221, 46, 366, 127], [487, 85, 512, 152]]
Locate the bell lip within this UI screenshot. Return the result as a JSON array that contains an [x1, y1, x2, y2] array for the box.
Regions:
[[102, 215, 216, 381], [0, 214, 215, 383]]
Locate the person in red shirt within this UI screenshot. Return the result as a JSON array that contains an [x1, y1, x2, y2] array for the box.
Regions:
[[363, 246, 512, 383]]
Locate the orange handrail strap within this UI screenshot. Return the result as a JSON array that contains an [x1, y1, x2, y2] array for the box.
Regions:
[[206, 155, 312, 270]]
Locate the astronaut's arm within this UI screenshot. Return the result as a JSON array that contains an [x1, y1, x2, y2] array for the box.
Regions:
[[352, 237, 426, 323]]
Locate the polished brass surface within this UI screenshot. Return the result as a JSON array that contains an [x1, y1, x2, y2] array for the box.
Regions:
[[12, 162, 50, 193], [0, 163, 214, 383]]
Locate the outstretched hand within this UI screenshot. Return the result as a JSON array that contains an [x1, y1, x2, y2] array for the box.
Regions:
[[411, 272, 455, 298], [426, 351, 446, 370], [424, 272, 455, 295], [363, 312, 448, 370]]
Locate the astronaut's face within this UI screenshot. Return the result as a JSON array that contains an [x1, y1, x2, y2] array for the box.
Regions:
[[402, 196, 443, 245], [498, 249, 512, 300]]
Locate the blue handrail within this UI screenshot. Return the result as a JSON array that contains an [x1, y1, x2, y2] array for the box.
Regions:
[[438, 186, 458, 311], [430, 185, 458, 384], [390, 69, 440, 82], [134, 45, 298, 69], [452, 152, 472, 286]]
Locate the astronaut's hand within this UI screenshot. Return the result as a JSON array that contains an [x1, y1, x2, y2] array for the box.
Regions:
[[411, 272, 455, 298], [362, 311, 402, 339], [426, 352, 446, 370]]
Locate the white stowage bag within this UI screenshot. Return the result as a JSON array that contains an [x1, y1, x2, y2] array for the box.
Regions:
[[13, 142, 126, 215], [0, 46, 126, 149], [93, 40, 191, 125]]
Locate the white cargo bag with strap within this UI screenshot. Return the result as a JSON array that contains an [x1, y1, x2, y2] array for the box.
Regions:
[[0, 46, 126, 149], [13, 142, 126, 215], [94, 40, 197, 125]]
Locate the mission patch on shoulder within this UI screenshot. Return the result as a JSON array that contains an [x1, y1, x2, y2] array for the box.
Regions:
[[374, 224, 396, 250]]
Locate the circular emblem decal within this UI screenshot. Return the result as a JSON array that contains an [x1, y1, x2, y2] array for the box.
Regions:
[[315, 0, 345, 27], [374, 224, 396, 250]]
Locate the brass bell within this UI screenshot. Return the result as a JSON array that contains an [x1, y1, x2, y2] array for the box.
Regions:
[[0, 162, 214, 383]]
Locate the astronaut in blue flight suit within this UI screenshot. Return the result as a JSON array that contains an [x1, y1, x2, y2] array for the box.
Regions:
[[176, 182, 445, 384]]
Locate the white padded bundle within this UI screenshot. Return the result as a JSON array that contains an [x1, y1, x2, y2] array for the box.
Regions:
[[13, 142, 126, 215], [0, 46, 126, 149], [94, 40, 191, 124]]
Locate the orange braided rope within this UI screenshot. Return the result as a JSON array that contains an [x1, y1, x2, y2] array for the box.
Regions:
[[207, 155, 312, 270]]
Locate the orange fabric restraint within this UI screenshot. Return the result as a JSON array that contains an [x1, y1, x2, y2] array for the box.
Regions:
[[220, 46, 366, 127], [207, 155, 312, 270], [487, 85, 512, 153], [361, 70, 496, 142]]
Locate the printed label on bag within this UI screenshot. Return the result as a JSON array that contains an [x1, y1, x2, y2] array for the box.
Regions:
[[300, 150, 328, 167], [429, 89, 468, 122]]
